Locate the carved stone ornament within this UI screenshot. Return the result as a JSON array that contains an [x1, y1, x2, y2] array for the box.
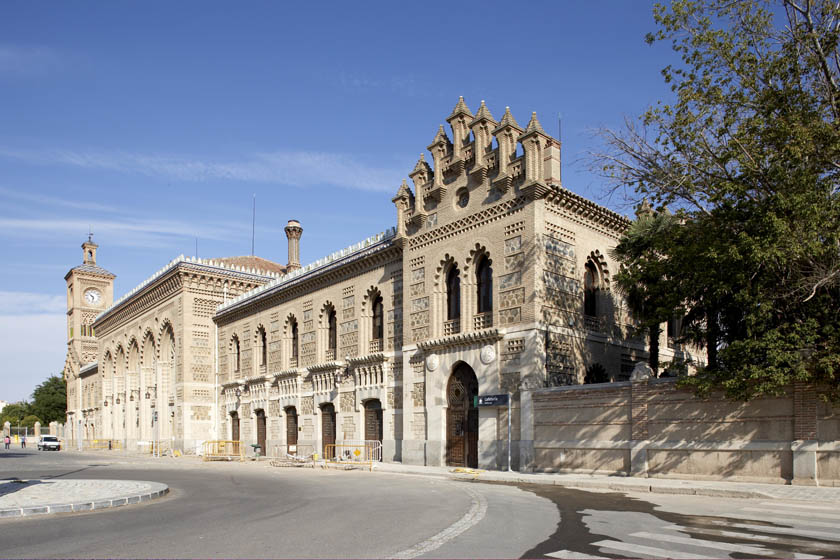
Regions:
[[480, 344, 496, 365], [425, 353, 439, 372], [631, 361, 653, 381]]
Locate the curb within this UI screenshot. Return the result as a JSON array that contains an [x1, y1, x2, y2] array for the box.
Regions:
[[375, 468, 776, 500], [0, 482, 169, 518]]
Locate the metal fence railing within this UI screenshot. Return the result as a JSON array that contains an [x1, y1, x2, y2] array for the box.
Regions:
[[203, 440, 244, 461], [324, 443, 377, 471], [337, 440, 382, 462]]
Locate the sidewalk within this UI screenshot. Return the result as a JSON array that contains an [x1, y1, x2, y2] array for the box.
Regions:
[[366, 461, 840, 503], [0, 477, 169, 518]]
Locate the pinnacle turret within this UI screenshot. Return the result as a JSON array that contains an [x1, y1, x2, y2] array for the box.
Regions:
[[470, 100, 497, 126], [494, 106, 523, 133], [412, 153, 432, 175], [524, 111, 546, 135], [447, 96, 473, 121], [429, 124, 450, 147]]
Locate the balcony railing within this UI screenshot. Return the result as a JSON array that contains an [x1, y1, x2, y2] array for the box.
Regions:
[[289, 357, 298, 368], [583, 315, 601, 332], [443, 319, 461, 336], [369, 339, 383, 353], [325, 349, 336, 361], [473, 312, 492, 330]]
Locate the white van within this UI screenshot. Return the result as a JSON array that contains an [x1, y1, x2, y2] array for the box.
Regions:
[[37, 435, 61, 451]]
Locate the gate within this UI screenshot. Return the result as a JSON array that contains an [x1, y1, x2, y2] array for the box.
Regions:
[[364, 399, 382, 446], [321, 403, 336, 459], [446, 363, 478, 468], [285, 406, 298, 454], [256, 409, 266, 455], [230, 411, 240, 442]]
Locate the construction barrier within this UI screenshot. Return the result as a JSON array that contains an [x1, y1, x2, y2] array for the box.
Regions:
[[85, 439, 123, 451], [336, 440, 382, 462], [203, 440, 244, 461], [324, 443, 376, 471], [137, 440, 170, 456], [269, 444, 316, 467]]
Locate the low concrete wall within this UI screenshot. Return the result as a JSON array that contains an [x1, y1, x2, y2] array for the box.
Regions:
[[530, 378, 840, 486]]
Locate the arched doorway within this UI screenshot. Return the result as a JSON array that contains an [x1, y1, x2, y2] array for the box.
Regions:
[[364, 399, 383, 444], [321, 403, 336, 459], [446, 362, 479, 468], [285, 406, 298, 454], [255, 409, 266, 455], [230, 411, 240, 442]]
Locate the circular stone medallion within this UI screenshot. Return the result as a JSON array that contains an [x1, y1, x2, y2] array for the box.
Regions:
[[425, 354, 439, 371], [480, 345, 496, 365]]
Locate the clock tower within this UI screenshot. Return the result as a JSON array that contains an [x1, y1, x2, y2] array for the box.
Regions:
[[63, 234, 115, 436]]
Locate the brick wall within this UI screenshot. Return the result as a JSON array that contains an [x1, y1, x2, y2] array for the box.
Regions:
[[530, 378, 840, 486]]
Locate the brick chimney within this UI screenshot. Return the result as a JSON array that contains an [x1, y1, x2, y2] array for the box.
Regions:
[[284, 219, 302, 271]]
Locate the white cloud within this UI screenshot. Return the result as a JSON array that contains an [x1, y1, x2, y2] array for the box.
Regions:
[[0, 45, 63, 76], [0, 216, 238, 249], [0, 186, 118, 213], [0, 313, 66, 403], [0, 292, 65, 315], [0, 147, 405, 193]]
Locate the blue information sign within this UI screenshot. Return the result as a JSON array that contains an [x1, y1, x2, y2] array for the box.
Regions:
[[476, 394, 509, 407]]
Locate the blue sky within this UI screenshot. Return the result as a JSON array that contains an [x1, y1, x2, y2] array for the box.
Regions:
[[0, 1, 677, 403]]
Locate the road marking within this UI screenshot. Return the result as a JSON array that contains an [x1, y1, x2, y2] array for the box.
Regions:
[[592, 539, 715, 559], [630, 530, 776, 555], [684, 526, 831, 554], [392, 483, 488, 559], [722, 521, 840, 542], [545, 551, 608, 559], [741, 506, 840, 521]]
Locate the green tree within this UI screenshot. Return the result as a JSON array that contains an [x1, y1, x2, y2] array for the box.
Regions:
[[31, 374, 67, 424], [595, 0, 840, 400], [20, 415, 41, 429], [610, 205, 683, 374], [0, 401, 32, 427]]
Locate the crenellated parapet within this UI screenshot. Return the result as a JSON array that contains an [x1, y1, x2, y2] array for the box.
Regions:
[[393, 97, 565, 236]]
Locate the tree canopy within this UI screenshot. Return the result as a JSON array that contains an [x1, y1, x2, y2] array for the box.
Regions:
[[597, 0, 840, 400], [31, 375, 66, 424]]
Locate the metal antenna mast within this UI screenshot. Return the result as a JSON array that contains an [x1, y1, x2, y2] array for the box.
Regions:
[[251, 194, 256, 256]]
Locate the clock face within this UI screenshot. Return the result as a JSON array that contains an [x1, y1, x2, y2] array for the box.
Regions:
[[84, 289, 101, 305]]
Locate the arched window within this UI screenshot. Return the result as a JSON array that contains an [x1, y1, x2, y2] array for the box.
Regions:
[[328, 309, 337, 359], [258, 327, 267, 367], [291, 320, 299, 364], [584, 261, 599, 317], [446, 266, 461, 320], [372, 294, 384, 342], [476, 255, 493, 314], [232, 335, 241, 373]]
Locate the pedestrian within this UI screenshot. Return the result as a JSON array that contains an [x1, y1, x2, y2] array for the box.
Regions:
[[4, 435, 9, 449], [21, 435, 26, 448]]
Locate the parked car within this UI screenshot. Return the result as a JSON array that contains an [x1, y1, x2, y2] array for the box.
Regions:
[[37, 435, 61, 451]]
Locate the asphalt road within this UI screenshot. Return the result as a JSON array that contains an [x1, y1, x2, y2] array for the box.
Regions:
[[1, 449, 839, 559]]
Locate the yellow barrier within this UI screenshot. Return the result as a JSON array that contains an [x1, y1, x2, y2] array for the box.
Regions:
[[203, 440, 244, 461], [324, 444, 375, 471], [85, 439, 123, 450]]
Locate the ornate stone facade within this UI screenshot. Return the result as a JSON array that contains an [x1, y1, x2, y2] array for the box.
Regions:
[[67, 99, 698, 468]]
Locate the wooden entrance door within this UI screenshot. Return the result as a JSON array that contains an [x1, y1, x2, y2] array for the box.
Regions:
[[321, 403, 336, 459], [285, 406, 298, 454], [230, 412, 240, 442], [364, 399, 383, 444], [255, 409, 266, 455], [446, 363, 479, 468]]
